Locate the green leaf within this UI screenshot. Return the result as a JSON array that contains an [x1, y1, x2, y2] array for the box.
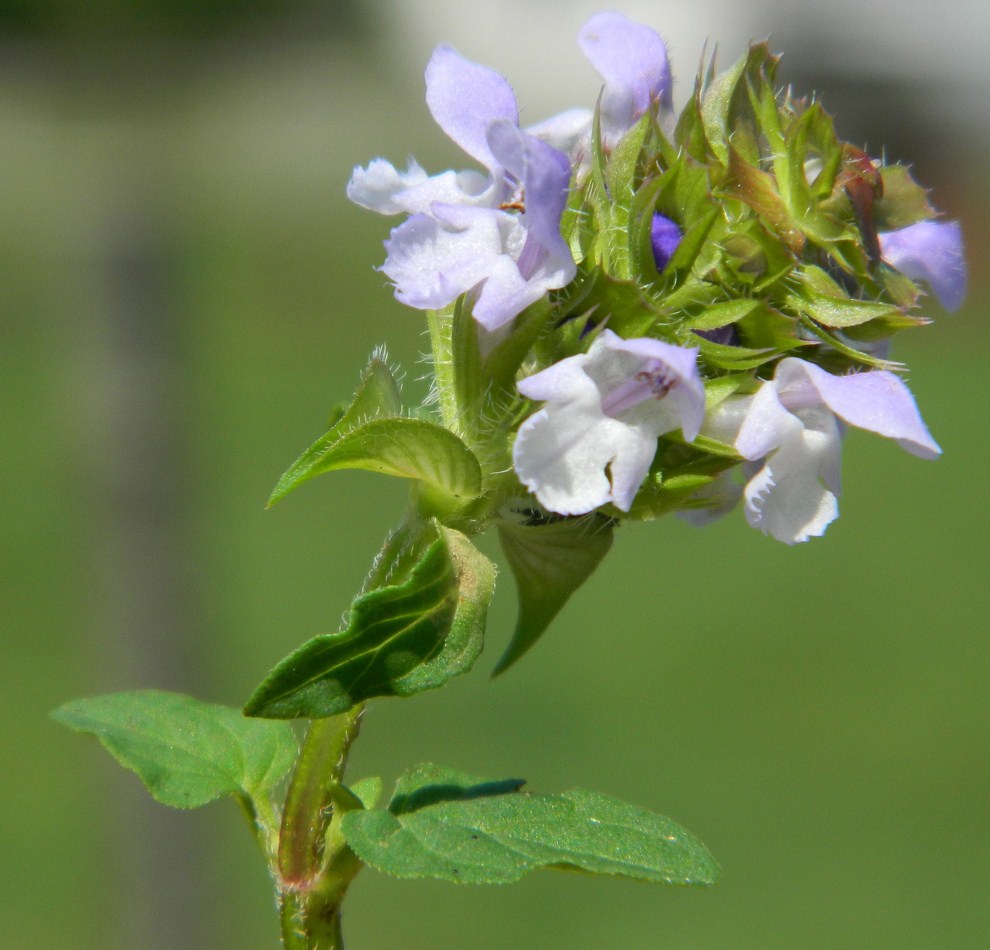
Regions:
[[345, 353, 403, 421], [396, 527, 497, 694], [348, 776, 384, 811], [785, 265, 902, 328], [723, 148, 804, 253], [606, 112, 652, 201], [427, 299, 484, 435], [51, 691, 297, 809], [560, 267, 661, 339], [673, 63, 710, 162], [481, 297, 553, 395], [701, 43, 778, 167], [875, 165, 937, 230], [342, 763, 719, 886], [269, 416, 483, 507], [798, 317, 905, 371], [695, 336, 779, 371], [660, 206, 720, 288], [245, 524, 495, 719], [625, 471, 724, 522], [628, 175, 666, 281], [494, 515, 613, 674], [684, 298, 762, 331], [319, 353, 402, 438]]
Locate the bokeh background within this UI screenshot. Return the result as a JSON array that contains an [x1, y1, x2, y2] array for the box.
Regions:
[[4, 1, 988, 947]]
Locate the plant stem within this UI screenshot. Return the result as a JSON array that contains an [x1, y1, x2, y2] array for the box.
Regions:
[[279, 891, 343, 950], [275, 522, 424, 949], [277, 707, 363, 949]]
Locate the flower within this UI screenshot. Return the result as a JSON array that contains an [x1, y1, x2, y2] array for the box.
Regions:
[[704, 358, 941, 544], [578, 11, 673, 142], [347, 14, 679, 330], [347, 45, 575, 331], [527, 12, 673, 161], [513, 329, 705, 515], [879, 220, 966, 311], [347, 45, 517, 215]]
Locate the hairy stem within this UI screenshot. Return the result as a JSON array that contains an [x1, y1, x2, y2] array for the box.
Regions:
[[276, 707, 363, 948], [276, 521, 425, 949]]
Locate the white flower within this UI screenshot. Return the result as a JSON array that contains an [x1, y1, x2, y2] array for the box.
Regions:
[[704, 358, 941, 544], [513, 330, 705, 515]]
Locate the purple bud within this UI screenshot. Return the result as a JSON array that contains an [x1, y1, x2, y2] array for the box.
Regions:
[[695, 325, 739, 346], [650, 213, 682, 272]]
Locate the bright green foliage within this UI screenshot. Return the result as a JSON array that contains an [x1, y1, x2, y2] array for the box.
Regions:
[[270, 416, 482, 509], [557, 41, 938, 385], [244, 524, 495, 718], [341, 763, 720, 886], [494, 515, 614, 674], [51, 691, 297, 810], [348, 776, 384, 810], [268, 353, 482, 510]]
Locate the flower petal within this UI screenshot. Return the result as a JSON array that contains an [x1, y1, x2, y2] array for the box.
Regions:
[[879, 220, 966, 311], [513, 401, 645, 515], [381, 211, 504, 310], [650, 213, 682, 272], [487, 120, 575, 275], [514, 332, 704, 514], [734, 380, 800, 461], [773, 358, 941, 459], [346, 158, 428, 214], [472, 253, 553, 332], [347, 159, 492, 216], [526, 108, 593, 162], [516, 352, 592, 402], [595, 332, 706, 442], [425, 45, 519, 171], [743, 411, 842, 544], [578, 12, 672, 141]]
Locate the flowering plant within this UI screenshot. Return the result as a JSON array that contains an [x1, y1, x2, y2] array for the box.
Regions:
[[53, 12, 964, 949]]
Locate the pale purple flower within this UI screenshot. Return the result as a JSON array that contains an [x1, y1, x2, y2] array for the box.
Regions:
[[879, 220, 966, 311], [381, 121, 575, 331], [347, 45, 517, 215], [347, 46, 575, 331], [513, 329, 705, 515], [704, 358, 941, 544], [528, 12, 674, 160], [578, 11, 672, 141]]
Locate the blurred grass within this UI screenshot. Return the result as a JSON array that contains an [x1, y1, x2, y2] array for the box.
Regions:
[[2, 19, 989, 950]]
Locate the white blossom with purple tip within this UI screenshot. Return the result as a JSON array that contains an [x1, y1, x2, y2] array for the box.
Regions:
[[512, 330, 705, 515], [879, 220, 966, 311], [703, 358, 941, 544]]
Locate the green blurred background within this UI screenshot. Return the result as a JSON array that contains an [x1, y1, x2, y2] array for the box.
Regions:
[[3, 1, 988, 947]]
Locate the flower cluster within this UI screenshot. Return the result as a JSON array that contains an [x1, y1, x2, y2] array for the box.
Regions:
[[350, 12, 965, 545]]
